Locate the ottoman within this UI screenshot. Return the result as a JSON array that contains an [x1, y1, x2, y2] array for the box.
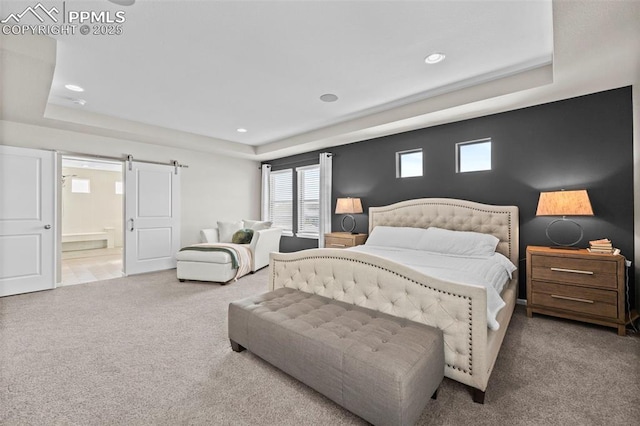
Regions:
[[176, 249, 236, 283], [229, 287, 445, 426]]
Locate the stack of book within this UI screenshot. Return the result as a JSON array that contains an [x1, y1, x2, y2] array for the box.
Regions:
[[588, 239, 620, 255]]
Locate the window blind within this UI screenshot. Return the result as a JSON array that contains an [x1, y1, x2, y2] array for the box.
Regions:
[[297, 165, 320, 238], [269, 169, 293, 235]]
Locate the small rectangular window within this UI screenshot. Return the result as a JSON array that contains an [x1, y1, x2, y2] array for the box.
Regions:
[[269, 169, 293, 236], [457, 139, 491, 173], [71, 178, 90, 193], [396, 149, 423, 178]]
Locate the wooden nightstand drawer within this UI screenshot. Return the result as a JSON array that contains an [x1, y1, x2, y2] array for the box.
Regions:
[[531, 281, 617, 319], [530, 255, 617, 289], [324, 233, 367, 249], [325, 236, 353, 248]]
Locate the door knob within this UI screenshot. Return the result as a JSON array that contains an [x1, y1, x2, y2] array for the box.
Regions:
[[44, 225, 51, 229]]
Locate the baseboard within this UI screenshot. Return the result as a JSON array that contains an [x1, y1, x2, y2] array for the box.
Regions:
[[516, 298, 527, 306]]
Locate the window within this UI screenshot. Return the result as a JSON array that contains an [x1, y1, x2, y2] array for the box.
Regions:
[[71, 178, 90, 193], [269, 169, 293, 235], [296, 165, 320, 238], [396, 149, 423, 178], [457, 139, 492, 173]]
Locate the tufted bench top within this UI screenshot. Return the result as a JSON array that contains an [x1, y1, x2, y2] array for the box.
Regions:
[[237, 287, 436, 355], [229, 287, 444, 426]]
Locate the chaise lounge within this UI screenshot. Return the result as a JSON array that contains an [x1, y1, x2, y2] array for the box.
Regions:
[[177, 220, 282, 283]]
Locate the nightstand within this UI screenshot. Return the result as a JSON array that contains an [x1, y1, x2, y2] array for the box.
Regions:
[[324, 232, 367, 249], [526, 246, 638, 336]]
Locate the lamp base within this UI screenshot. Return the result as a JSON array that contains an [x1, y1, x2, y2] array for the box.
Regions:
[[545, 218, 584, 248], [340, 215, 357, 233]]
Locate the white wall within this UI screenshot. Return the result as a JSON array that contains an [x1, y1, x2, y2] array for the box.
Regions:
[[61, 166, 124, 248], [0, 121, 261, 247]]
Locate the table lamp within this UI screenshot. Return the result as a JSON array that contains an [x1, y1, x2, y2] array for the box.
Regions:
[[335, 197, 363, 234], [535, 189, 594, 248]]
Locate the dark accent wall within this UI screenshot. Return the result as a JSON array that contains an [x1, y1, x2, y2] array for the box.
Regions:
[[268, 87, 635, 304]]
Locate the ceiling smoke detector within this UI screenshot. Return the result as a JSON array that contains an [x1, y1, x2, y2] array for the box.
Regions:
[[320, 93, 338, 102]]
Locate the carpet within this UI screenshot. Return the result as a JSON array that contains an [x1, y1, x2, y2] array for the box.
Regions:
[[1, 269, 638, 425]]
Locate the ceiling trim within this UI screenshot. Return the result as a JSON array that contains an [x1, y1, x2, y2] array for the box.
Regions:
[[255, 63, 554, 160]]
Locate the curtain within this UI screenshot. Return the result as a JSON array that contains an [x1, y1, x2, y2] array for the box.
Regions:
[[260, 164, 271, 221], [318, 153, 333, 248]]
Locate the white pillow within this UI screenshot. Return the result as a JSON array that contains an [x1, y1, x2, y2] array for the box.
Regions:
[[365, 226, 428, 250], [217, 220, 244, 243], [417, 227, 499, 257], [243, 219, 272, 231], [200, 229, 218, 243]]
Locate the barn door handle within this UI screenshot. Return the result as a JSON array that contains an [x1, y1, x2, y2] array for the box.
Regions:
[[129, 218, 134, 232]]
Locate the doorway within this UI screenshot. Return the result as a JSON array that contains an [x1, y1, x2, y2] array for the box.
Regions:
[[60, 156, 124, 285]]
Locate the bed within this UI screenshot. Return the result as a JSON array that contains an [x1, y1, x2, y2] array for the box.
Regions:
[[269, 198, 519, 402]]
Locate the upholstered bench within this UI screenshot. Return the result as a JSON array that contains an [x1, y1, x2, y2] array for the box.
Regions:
[[228, 287, 444, 426]]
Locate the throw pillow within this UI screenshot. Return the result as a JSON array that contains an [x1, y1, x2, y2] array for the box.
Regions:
[[232, 228, 254, 244], [243, 219, 273, 231], [217, 220, 244, 243]]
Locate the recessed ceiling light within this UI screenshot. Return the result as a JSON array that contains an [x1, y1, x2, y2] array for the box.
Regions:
[[108, 0, 136, 5], [320, 93, 338, 102], [65, 84, 84, 92], [424, 53, 446, 64], [71, 98, 87, 106], [236, 128, 248, 133]]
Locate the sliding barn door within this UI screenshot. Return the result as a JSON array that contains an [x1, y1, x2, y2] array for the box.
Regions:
[[124, 162, 180, 275], [0, 146, 56, 297]]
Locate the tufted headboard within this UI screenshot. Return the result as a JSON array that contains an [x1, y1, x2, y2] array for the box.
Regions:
[[369, 198, 519, 267]]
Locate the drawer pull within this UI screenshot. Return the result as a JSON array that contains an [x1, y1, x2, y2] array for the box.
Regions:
[[550, 294, 594, 304], [330, 243, 346, 247], [550, 267, 594, 275]]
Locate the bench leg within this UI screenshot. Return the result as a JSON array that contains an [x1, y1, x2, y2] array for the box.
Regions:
[[472, 388, 486, 404], [431, 388, 438, 400], [230, 340, 245, 352]]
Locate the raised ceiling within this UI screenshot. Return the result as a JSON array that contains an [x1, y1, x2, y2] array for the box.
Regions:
[[1, 1, 639, 160], [47, 0, 553, 147]]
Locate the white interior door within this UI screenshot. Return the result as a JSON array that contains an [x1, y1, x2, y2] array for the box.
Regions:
[[124, 161, 180, 275], [0, 146, 55, 297]]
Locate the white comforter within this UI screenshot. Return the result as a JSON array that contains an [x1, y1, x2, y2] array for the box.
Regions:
[[349, 245, 517, 330]]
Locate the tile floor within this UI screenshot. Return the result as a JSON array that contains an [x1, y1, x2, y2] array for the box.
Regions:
[[61, 247, 123, 286]]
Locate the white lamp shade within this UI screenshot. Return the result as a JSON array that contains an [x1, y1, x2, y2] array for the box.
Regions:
[[335, 198, 363, 214], [536, 189, 594, 216]]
